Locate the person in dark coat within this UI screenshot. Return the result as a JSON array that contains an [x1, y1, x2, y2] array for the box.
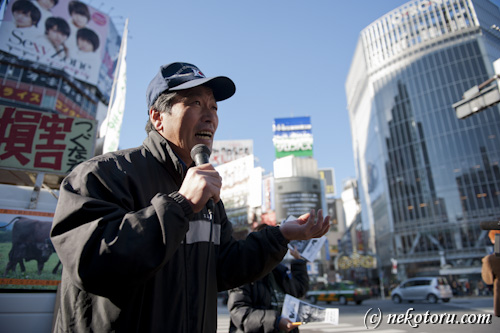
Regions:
[[482, 230, 500, 317], [228, 224, 309, 332], [50, 62, 331, 332]]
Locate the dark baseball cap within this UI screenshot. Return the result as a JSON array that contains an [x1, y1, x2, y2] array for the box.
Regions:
[[146, 62, 236, 110]]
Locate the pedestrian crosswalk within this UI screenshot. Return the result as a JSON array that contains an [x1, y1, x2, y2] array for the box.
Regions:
[[216, 314, 407, 333]]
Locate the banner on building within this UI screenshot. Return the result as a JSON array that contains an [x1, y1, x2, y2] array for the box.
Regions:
[[261, 173, 275, 213], [210, 139, 253, 166], [0, 57, 99, 119], [337, 252, 377, 270], [0, 0, 121, 100], [216, 155, 254, 208], [391, 258, 398, 275], [276, 191, 321, 220], [215, 155, 255, 226], [319, 168, 335, 197], [100, 18, 128, 154], [0, 106, 96, 174], [273, 116, 313, 158]]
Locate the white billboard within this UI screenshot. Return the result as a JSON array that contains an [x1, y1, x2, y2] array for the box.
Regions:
[[210, 139, 253, 166]]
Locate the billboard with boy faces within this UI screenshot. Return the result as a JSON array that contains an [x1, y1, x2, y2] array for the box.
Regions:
[[0, 0, 121, 100]]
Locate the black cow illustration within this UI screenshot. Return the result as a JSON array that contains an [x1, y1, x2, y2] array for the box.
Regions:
[[2, 216, 57, 275]]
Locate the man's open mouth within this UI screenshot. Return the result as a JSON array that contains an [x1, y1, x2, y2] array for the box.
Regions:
[[196, 131, 213, 139]]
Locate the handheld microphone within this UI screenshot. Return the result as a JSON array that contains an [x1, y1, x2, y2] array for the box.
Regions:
[[191, 144, 215, 331], [190, 144, 214, 211]]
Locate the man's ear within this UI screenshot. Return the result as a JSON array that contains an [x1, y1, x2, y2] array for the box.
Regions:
[[150, 109, 163, 131]]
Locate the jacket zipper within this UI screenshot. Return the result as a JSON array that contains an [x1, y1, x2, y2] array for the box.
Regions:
[[183, 236, 189, 332]]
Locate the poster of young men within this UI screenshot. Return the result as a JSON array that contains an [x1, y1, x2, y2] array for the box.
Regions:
[[0, 0, 120, 97]]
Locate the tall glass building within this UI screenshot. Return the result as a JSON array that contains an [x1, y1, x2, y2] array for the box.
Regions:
[[345, 0, 500, 282]]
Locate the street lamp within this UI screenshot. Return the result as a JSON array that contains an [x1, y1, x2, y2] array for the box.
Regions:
[[452, 75, 500, 119], [452, 58, 500, 119]]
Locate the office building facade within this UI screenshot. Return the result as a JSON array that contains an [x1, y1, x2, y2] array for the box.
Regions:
[[346, 0, 500, 281]]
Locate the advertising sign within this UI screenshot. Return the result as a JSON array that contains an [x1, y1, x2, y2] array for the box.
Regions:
[[210, 139, 253, 166], [0, 106, 96, 174], [276, 191, 321, 221], [337, 252, 377, 270], [215, 155, 254, 209], [261, 173, 274, 213], [215, 155, 254, 226], [0, 209, 60, 290], [0, 61, 98, 119], [319, 168, 335, 197], [0, 0, 120, 99], [273, 116, 313, 158]]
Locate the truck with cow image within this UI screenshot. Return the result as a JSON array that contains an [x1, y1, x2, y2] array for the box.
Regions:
[[1, 216, 61, 277], [0, 98, 98, 330], [0, 182, 61, 331], [0, 0, 122, 330], [0, 184, 61, 287]]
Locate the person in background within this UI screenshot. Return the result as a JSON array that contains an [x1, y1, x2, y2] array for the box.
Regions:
[[0, 0, 41, 42], [68, 0, 90, 29], [50, 62, 330, 332], [72, 27, 100, 65], [66, 1, 90, 58], [228, 224, 309, 333], [75, 27, 99, 52], [37, 16, 70, 60], [12, 0, 41, 29], [32, 0, 58, 33], [482, 229, 500, 317], [33, 0, 58, 15]]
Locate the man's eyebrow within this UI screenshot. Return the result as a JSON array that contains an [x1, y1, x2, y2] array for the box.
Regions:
[[182, 91, 199, 98], [182, 91, 215, 101]]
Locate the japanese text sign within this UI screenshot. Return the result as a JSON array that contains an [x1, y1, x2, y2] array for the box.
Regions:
[[0, 106, 96, 174]]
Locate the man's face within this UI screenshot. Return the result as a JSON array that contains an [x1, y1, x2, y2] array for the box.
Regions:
[[77, 38, 93, 52], [13, 12, 33, 28], [47, 27, 67, 47], [72, 13, 88, 29], [156, 86, 218, 164]]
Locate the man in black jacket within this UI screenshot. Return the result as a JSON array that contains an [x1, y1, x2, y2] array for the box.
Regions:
[[50, 62, 330, 332], [228, 225, 309, 332]]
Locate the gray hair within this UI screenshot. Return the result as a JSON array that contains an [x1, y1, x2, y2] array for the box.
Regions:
[[145, 92, 178, 133]]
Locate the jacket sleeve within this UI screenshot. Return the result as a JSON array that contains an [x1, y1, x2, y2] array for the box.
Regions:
[[215, 203, 289, 291], [228, 285, 278, 332], [50, 159, 191, 295]]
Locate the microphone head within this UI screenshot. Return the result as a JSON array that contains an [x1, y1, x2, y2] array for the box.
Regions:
[[190, 144, 212, 165]]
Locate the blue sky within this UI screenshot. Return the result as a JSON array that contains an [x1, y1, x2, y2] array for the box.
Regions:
[[96, 0, 500, 195]]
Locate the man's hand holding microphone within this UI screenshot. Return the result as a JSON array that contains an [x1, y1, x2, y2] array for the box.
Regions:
[[178, 144, 330, 239]]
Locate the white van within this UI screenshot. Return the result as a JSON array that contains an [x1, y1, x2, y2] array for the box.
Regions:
[[391, 277, 453, 304]]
